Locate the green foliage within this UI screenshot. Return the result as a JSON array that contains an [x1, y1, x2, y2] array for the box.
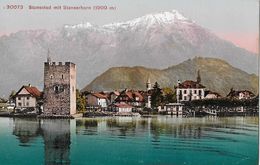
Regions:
[[151, 82, 164, 109], [76, 89, 86, 113], [185, 96, 259, 107], [9, 90, 16, 100], [162, 87, 176, 103]]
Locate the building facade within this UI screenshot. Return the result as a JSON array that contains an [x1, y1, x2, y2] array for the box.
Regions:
[[43, 60, 76, 116], [15, 85, 42, 112], [176, 80, 205, 102], [85, 92, 108, 110]]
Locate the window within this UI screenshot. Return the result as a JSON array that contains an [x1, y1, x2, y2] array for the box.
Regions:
[[18, 97, 21, 100], [26, 102, 29, 106], [184, 96, 187, 100], [62, 75, 64, 79], [179, 90, 182, 95], [18, 103, 22, 106], [27, 97, 30, 100], [199, 90, 202, 95], [184, 90, 186, 94], [50, 74, 53, 79], [194, 90, 197, 94], [54, 86, 59, 93]]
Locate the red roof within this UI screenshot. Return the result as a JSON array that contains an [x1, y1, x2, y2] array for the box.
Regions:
[[16, 85, 42, 97], [177, 80, 205, 89], [115, 89, 144, 102], [92, 93, 107, 99], [110, 91, 120, 96]]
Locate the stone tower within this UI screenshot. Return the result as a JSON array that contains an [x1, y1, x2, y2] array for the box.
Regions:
[[43, 58, 76, 116]]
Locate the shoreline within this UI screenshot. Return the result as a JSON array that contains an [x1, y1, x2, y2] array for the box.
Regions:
[[0, 111, 258, 119]]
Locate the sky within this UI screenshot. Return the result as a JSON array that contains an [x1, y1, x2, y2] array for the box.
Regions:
[[0, 0, 259, 53]]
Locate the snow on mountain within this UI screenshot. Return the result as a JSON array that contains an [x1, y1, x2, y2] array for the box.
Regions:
[[0, 10, 258, 97]]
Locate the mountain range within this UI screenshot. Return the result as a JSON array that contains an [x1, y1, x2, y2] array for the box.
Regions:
[[83, 57, 258, 96], [0, 10, 258, 96]]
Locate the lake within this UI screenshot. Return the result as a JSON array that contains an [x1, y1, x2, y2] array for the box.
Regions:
[[0, 116, 258, 165]]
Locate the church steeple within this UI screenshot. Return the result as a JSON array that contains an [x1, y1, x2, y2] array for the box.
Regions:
[[146, 77, 151, 91], [196, 70, 201, 84]]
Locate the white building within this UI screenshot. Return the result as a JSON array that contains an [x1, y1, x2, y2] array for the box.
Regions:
[[165, 103, 184, 115], [113, 103, 133, 113], [15, 85, 42, 111], [176, 80, 206, 102], [85, 92, 108, 109]]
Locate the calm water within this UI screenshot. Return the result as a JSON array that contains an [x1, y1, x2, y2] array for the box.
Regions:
[[0, 116, 258, 165]]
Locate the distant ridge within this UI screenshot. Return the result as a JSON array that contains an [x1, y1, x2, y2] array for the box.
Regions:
[[82, 57, 258, 96], [0, 10, 258, 96]]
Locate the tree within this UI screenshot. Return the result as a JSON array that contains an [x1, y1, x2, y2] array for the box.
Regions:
[[150, 82, 163, 109], [162, 87, 176, 103], [9, 90, 16, 103], [76, 89, 86, 113]]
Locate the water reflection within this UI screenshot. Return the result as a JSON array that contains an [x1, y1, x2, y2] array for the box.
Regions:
[[13, 118, 71, 165], [12, 116, 258, 165]]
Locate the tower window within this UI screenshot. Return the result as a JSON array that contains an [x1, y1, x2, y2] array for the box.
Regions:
[[62, 75, 64, 79], [54, 86, 59, 93], [50, 75, 53, 79]]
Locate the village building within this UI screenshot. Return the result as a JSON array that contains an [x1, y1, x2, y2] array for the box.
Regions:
[[164, 103, 184, 115], [109, 102, 133, 113], [227, 89, 255, 100], [204, 90, 222, 99], [43, 54, 76, 116], [114, 89, 145, 110], [14, 85, 42, 112], [175, 70, 206, 102], [176, 80, 206, 102], [85, 92, 108, 110]]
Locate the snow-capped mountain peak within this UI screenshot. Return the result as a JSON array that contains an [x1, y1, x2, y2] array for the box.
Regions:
[[62, 10, 191, 31], [102, 10, 192, 30], [64, 22, 93, 29]]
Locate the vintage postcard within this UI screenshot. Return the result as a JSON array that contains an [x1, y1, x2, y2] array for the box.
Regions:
[[0, 0, 258, 165]]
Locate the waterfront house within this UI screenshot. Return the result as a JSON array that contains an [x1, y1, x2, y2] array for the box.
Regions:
[[85, 92, 108, 110], [114, 89, 145, 110], [165, 103, 184, 115], [227, 89, 255, 100], [175, 80, 206, 102], [109, 102, 133, 113], [14, 84, 42, 112]]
